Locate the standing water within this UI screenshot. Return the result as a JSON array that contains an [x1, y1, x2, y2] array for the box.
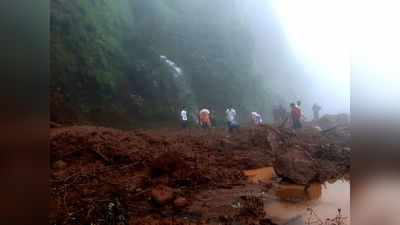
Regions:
[[244, 167, 350, 225]]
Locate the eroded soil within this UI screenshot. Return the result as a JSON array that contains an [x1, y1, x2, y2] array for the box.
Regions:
[[50, 124, 350, 225]]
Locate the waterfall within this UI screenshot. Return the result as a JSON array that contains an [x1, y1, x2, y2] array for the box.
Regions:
[[160, 55, 197, 110], [160, 55, 183, 78]]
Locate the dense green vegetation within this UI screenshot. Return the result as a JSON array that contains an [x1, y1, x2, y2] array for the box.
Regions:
[[50, 0, 276, 127]]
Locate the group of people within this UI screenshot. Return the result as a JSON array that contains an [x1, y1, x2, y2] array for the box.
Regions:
[[179, 106, 264, 132], [180, 101, 322, 131]]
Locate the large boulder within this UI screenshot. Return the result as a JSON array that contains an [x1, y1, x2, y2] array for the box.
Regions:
[[273, 148, 317, 185]]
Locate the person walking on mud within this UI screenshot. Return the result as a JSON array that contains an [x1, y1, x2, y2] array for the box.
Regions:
[[251, 112, 263, 126], [296, 101, 302, 111], [290, 103, 302, 130], [199, 108, 211, 129], [180, 107, 189, 128], [225, 106, 239, 133], [296, 100, 306, 121]]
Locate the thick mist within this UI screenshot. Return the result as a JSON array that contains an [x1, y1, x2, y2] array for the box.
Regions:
[[122, 0, 351, 119], [245, 0, 350, 117]]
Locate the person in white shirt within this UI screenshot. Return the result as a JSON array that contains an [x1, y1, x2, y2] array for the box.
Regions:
[[225, 106, 239, 132], [257, 113, 263, 124], [180, 107, 188, 128], [251, 112, 263, 126], [251, 112, 257, 125]]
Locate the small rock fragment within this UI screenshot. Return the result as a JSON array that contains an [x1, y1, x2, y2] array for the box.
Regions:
[[53, 160, 67, 170], [174, 197, 188, 208], [150, 185, 174, 205]]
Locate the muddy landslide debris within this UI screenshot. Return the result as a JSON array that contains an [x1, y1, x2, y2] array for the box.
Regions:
[[50, 124, 350, 225]]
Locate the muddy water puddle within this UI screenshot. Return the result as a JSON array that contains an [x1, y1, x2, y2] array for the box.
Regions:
[[188, 167, 349, 225], [244, 167, 350, 225]]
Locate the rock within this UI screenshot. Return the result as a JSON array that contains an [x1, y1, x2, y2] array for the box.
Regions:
[[150, 185, 174, 205], [53, 160, 67, 170], [173, 197, 188, 208], [273, 149, 317, 185], [313, 145, 350, 165], [316, 160, 345, 181]]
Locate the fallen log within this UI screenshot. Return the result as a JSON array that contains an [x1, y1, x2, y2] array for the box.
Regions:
[[321, 125, 338, 135]]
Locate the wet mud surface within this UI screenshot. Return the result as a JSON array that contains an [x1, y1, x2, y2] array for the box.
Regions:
[[50, 124, 350, 225]]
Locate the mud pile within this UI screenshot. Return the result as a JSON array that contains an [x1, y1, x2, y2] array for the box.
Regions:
[[266, 125, 350, 184], [50, 124, 350, 225]]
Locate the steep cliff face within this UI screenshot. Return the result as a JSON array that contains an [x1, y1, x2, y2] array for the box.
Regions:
[[50, 0, 270, 127], [50, 0, 128, 125]]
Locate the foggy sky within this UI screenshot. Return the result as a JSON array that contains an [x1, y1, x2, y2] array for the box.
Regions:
[[242, 0, 350, 117]]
